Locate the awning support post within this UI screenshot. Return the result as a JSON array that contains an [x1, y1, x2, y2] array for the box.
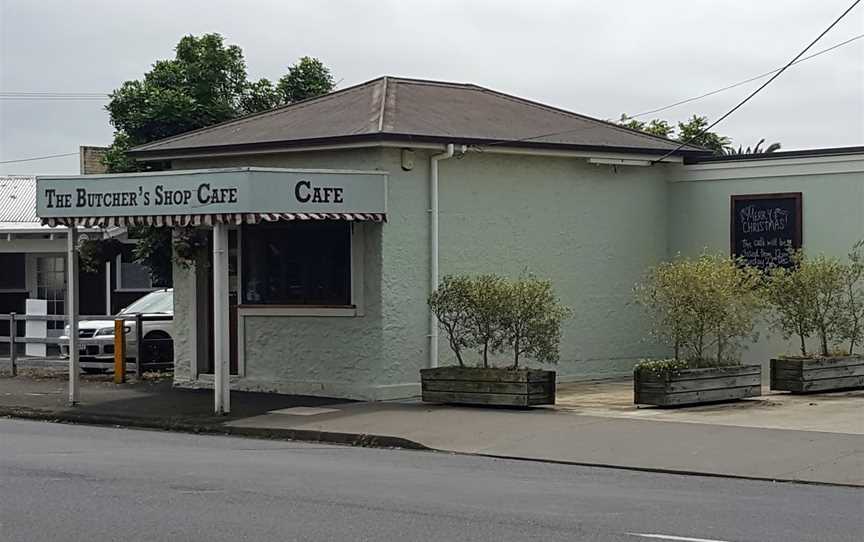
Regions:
[[212, 222, 230, 414], [66, 226, 80, 405]]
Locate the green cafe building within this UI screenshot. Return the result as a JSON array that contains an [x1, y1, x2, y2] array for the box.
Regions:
[[36, 77, 864, 412]]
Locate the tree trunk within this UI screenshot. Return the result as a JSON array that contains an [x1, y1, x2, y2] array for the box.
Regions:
[[716, 334, 724, 364], [482, 342, 489, 368], [513, 338, 520, 369], [799, 332, 807, 357]]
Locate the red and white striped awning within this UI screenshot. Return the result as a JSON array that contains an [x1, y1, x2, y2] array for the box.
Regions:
[[41, 212, 386, 228]]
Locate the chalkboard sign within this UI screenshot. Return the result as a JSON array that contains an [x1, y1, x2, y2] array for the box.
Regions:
[[731, 192, 802, 270]]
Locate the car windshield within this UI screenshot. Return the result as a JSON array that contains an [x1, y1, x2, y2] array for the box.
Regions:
[[119, 290, 173, 315]]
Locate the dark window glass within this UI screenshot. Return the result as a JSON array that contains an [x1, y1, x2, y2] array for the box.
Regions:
[[241, 222, 351, 306], [118, 245, 153, 290], [0, 253, 26, 289]]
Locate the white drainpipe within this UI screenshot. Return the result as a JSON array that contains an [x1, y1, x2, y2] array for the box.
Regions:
[[429, 143, 465, 368]]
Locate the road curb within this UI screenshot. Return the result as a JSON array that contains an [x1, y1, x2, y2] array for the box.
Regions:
[[3, 406, 859, 488], [0, 406, 430, 451], [457, 451, 864, 489]]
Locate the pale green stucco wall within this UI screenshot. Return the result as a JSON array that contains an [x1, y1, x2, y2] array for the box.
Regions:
[[433, 151, 672, 379], [171, 149, 391, 399], [668, 158, 864, 369], [169, 147, 674, 398], [169, 148, 864, 399]]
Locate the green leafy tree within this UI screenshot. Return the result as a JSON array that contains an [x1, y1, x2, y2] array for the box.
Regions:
[[501, 275, 571, 368], [429, 274, 510, 368], [765, 251, 847, 357], [468, 274, 510, 368], [100, 33, 335, 283], [634, 253, 763, 364], [675, 115, 731, 155], [725, 138, 782, 155], [430, 274, 570, 369], [840, 241, 864, 355], [429, 276, 477, 367], [617, 115, 673, 138], [105, 34, 335, 173], [618, 113, 779, 156], [277, 57, 336, 103]]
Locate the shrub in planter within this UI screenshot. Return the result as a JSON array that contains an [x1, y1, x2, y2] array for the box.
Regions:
[[632, 253, 764, 406], [424, 274, 570, 406], [766, 246, 864, 393]]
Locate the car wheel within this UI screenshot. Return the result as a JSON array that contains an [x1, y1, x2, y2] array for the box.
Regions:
[[141, 331, 174, 371]]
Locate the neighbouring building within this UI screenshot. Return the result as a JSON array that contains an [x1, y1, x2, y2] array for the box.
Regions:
[[33, 77, 864, 406], [1, 146, 156, 353]]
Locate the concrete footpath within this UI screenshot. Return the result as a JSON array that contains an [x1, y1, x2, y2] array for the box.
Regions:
[[1, 370, 862, 487]]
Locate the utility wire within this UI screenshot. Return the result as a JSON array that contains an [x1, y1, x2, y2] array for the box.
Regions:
[[651, 0, 862, 163], [629, 33, 864, 119], [0, 92, 108, 96], [475, 30, 863, 151], [0, 152, 79, 164]]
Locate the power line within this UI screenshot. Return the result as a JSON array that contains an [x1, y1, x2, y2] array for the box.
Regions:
[[629, 33, 864, 119], [652, 0, 862, 163], [475, 30, 863, 150], [0, 91, 109, 101], [0, 152, 79, 164], [0, 92, 108, 96]]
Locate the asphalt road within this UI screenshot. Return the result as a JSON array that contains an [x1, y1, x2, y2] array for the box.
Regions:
[[0, 419, 861, 542]]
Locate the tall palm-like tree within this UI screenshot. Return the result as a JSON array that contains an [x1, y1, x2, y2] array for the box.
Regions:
[[725, 138, 782, 155]]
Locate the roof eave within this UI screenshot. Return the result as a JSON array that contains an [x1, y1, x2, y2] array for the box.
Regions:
[[128, 133, 712, 162]]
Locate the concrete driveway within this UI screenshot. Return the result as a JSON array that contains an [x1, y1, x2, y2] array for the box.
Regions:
[[555, 379, 864, 434]]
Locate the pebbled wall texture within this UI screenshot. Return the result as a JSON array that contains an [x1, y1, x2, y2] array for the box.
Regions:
[[667, 155, 864, 375], [433, 151, 672, 379], [169, 147, 862, 400], [170, 148, 671, 399]]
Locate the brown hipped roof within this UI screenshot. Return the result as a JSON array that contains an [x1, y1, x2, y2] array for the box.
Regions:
[[129, 77, 709, 158]]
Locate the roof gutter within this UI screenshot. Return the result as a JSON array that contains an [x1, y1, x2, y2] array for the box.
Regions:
[[128, 134, 707, 163]]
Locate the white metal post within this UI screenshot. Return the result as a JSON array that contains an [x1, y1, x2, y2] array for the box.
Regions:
[[66, 226, 80, 405], [212, 223, 230, 414], [105, 260, 112, 315]]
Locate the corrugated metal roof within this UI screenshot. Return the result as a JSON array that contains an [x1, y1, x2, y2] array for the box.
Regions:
[[0, 176, 38, 224], [130, 77, 710, 158]]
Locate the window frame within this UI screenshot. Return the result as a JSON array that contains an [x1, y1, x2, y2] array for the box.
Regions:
[[114, 244, 157, 292], [237, 221, 364, 317]]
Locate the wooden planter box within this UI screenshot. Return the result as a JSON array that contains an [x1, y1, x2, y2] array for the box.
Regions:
[[420, 367, 556, 407], [770, 356, 864, 393], [634, 365, 761, 406]]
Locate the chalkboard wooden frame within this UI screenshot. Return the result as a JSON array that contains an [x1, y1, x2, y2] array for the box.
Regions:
[[730, 192, 803, 263]]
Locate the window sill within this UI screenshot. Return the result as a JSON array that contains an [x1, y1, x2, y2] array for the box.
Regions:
[[115, 288, 159, 293], [237, 305, 358, 317]]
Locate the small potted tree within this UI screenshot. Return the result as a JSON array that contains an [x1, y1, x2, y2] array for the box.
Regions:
[[767, 246, 864, 393], [422, 274, 570, 407], [632, 253, 764, 406]]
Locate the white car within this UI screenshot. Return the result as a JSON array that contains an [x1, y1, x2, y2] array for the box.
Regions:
[[60, 288, 174, 373]]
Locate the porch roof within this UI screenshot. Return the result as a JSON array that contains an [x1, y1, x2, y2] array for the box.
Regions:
[[36, 167, 388, 227]]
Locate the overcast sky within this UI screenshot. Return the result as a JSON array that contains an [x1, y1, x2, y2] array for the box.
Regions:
[[1, 0, 862, 175]]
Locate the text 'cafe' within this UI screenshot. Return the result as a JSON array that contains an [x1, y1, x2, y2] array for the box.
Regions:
[[34, 76, 864, 415], [37, 167, 388, 413]]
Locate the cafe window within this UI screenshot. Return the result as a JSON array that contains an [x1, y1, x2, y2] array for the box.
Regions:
[[115, 245, 154, 290], [241, 222, 351, 306], [0, 253, 26, 290]]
